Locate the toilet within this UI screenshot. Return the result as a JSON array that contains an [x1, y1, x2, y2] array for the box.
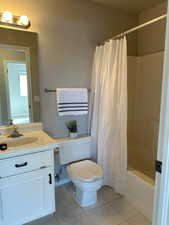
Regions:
[[57, 136, 103, 207], [67, 160, 103, 207]]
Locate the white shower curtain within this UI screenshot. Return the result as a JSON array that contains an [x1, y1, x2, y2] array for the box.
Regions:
[[90, 37, 127, 194]]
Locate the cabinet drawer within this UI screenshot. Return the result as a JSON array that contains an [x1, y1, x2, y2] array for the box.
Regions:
[[0, 150, 53, 178]]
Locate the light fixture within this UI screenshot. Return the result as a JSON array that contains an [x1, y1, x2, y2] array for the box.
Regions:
[[19, 15, 29, 26], [0, 11, 30, 29], [2, 11, 13, 23]]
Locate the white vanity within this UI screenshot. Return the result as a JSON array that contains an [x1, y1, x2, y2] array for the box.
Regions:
[[0, 122, 93, 225], [0, 123, 56, 225], [0, 29, 57, 225]]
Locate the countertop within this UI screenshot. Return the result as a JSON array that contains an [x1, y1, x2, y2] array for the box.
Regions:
[[0, 131, 91, 160], [0, 131, 57, 160]]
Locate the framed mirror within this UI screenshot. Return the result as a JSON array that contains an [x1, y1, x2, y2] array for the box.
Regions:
[[0, 28, 40, 125]]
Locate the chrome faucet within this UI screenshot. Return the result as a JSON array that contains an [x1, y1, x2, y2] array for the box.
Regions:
[[8, 119, 13, 126], [8, 126, 23, 138]]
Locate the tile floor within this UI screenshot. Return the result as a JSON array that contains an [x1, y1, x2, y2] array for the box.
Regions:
[[27, 183, 152, 225]]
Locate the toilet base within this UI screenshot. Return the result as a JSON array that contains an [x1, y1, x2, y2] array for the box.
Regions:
[[74, 187, 97, 207]]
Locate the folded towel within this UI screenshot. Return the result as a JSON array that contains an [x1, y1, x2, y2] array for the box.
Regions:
[[56, 88, 88, 116]]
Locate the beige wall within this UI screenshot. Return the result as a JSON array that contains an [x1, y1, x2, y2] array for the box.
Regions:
[[0, 0, 138, 137], [128, 52, 164, 179], [137, 1, 167, 56]]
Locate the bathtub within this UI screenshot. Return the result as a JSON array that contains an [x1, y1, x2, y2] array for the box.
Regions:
[[126, 170, 155, 221]]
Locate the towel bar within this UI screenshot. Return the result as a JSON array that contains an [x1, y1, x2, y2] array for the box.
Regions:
[[44, 88, 91, 93], [44, 88, 56, 93]]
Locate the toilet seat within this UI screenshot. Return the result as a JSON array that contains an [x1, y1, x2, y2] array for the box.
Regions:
[[67, 160, 103, 182]]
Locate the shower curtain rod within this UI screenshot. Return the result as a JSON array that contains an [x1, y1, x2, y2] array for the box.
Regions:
[[101, 14, 167, 44]]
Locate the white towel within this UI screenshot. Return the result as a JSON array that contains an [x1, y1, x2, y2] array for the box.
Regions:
[[56, 88, 88, 116]]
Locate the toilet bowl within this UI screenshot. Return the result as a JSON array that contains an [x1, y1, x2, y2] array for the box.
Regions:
[[67, 160, 103, 207]]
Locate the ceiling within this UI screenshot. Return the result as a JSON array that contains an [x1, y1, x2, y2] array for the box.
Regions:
[[89, 0, 166, 14]]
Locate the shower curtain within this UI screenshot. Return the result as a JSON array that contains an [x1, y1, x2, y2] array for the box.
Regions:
[[90, 37, 127, 194]]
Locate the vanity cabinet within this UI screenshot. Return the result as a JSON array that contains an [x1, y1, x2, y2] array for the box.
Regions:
[[0, 150, 55, 225]]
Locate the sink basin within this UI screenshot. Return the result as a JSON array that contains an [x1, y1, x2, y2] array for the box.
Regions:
[[0, 136, 38, 148]]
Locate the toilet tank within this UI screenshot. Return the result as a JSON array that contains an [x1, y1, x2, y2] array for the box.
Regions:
[[57, 136, 91, 165]]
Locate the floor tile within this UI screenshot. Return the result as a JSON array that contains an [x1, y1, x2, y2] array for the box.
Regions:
[[119, 222, 130, 225], [97, 185, 121, 206], [26, 215, 58, 225], [55, 186, 88, 222], [56, 203, 84, 220], [109, 197, 139, 220], [55, 185, 78, 211], [127, 212, 152, 225], [63, 182, 75, 194], [26, 184, 151, 225], [84, 204, 125, 225], [57, 210, 94, 225]]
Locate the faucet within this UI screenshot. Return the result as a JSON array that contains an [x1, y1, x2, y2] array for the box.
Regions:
[[8, 125, 23, 138], [0, 120, 13, 126], [8, 119, 13, 126]]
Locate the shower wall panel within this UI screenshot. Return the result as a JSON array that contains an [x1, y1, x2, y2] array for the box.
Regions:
[[127, 52, 164, 179]]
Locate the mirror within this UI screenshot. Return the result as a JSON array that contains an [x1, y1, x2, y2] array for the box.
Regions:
[[0, 45, 31, 124], [0, 28, 40, 125]]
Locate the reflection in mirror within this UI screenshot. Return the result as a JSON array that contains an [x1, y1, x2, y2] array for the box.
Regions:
[[0, 45, 31, 125], [0, 28, 40, 126]]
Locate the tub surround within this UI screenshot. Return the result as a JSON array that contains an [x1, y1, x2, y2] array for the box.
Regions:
[[128, 51, 164, 179], [127, 170, 154, 221], [54, 135, 91, 145]]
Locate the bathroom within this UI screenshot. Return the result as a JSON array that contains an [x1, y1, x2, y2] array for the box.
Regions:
[[0, 0, 169, 225]]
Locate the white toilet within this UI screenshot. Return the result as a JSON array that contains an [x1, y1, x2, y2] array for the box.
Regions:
[[67, 160, 103, 207], [58, 136, 103, 207]]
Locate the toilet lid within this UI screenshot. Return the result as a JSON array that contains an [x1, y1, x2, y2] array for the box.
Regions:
[[68, 160, 103, 182]]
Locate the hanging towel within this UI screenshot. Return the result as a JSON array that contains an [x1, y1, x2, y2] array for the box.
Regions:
[[56, 88, 88, 116]]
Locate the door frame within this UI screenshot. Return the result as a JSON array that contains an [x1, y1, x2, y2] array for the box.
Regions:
[[0, 44, 33, 123], [3, 60, 29, 122], [153, 2, 169, 225]]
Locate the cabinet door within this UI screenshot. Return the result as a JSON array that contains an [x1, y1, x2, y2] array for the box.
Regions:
[[0, 168, 55, 225]]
